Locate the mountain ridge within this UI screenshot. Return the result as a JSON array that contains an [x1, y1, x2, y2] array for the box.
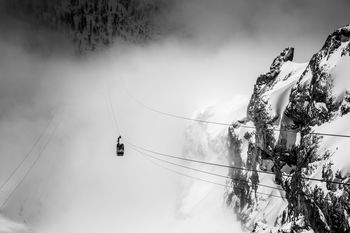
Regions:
[[226, 25, 350, 233]]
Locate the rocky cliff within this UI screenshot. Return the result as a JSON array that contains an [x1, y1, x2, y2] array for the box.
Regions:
[[226, 25, 350, 232]]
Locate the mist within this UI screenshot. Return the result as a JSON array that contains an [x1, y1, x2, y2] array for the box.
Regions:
[[0, 30, 254, 233], [1, 0, 350, 232]]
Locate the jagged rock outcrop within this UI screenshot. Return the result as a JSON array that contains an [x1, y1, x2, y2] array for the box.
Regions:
[[226, 25, 350, 233]]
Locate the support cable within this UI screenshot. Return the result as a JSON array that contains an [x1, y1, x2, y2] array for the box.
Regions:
[[129, 144, 285, 192], [0, 110, 56, 195], [125, 141, 350, 186], [0, 118, 61, 209], [120, 78, 350, 138], [132, 146, 286, 200]]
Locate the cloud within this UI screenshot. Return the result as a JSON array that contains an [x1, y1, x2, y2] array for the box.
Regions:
[[0, 35, 253, 233], [167, 0, 350, 60], [169, 0, 350, 38], [0, 214, 27, 233]]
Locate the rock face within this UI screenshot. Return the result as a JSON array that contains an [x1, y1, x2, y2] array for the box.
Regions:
[[5, 0, 168, 53], [226, 25, 350, 232]]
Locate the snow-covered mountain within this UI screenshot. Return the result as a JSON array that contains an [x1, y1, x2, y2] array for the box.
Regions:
[[224, 25, 350, 232], [181, 25, 350, 233]]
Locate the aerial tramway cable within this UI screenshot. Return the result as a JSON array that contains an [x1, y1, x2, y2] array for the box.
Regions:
[[104, 87, 291, 196], [133, 140, 338, 202], [120, 78, 350, 138], [0, 115, 62, 209], [105, 79, 348, 203], [132, 145, 287, 200], [126, 140, 277, 176], [126, 140, 350, 186], [0, 111, 56, 195], [113, 80, 350, 186], [132, 145, 286, 199], [129, 144, 285, 192]]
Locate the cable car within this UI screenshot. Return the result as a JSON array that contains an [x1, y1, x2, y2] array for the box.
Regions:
[[116, 136, 124, 156]]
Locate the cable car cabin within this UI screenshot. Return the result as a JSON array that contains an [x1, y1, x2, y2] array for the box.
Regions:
[[117, 143, 124, 156], [116, 136, 124, 156]]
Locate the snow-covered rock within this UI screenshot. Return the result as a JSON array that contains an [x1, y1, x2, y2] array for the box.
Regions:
[[179, 24, 350, 233], [225, 25, 350, 232]]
